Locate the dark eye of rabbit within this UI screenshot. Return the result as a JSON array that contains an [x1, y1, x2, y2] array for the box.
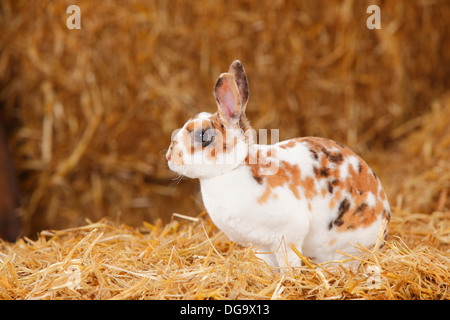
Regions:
[[194, 129, 215, 147]]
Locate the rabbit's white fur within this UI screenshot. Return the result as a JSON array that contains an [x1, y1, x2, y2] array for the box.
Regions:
[[167, 60, 390, 268]]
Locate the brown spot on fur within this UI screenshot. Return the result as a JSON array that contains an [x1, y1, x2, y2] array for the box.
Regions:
[[346, 163, 379, 197], [379, 189, 387, 201], [205, 147, 216, 162], [210, 113, 226, 136], [210, 112, 243, 155], [185, 121, 195, 133], [299, 176, 317, 199], [329, 189, 342, 210], [171, 148, 184, 165], [254, 159, 302, 204], [332, 189, 388, 232], [180, 130, 194, 155], [245, 154, 264, 185], [280, 140, 296, 149], [286, 162, 302, 199], [245, 147, 279, 185], [258, 186, 271, 204], [336, 201, 378, 231]]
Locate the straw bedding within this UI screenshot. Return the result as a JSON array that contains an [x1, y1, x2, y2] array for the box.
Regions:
[[0, 0, 449, 299], [0, 206, 448, 300]]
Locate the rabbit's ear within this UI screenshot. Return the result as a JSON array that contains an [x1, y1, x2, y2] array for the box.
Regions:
[[214, 73, 241, 127], [228, 60, 249, 111]]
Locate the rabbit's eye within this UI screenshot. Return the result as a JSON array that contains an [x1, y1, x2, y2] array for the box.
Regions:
[[194, 129, 215, 147]]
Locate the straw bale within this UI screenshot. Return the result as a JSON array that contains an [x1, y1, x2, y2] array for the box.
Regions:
[[0, 0, 449, 300], [0, 0, 449, 234], [382, 94, 450, 214]]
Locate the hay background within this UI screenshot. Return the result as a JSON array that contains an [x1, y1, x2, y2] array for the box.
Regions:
[[0, 0, 449, 300]]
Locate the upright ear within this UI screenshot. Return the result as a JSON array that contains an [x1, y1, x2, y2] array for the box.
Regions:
[[214, 73, 241, 127], [228, 60, 249, 111]]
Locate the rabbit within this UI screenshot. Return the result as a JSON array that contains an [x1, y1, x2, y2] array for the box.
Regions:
[[166, 60, 390, 268]]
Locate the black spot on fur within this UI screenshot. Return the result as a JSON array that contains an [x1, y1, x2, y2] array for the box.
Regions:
[[309, 148, 319, 160], [321, 147, 343, 163], [327, 179, 339, 193], [319, 167, 330, 177], [252, 175, 263, 185], [313, 167, 319, 176], [333, 198, 351, 227], [321, 147, 331, 159], [372, 169, 377, 179], [329, 152, 344, 163], [314, 166, 330, 178], [338, 199, 351, 216], [354, 203, 368, 215]]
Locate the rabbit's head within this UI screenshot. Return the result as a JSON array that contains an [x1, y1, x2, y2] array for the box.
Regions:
[[166, 61, 253, 179]]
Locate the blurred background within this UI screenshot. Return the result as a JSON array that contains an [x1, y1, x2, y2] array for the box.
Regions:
[[0, 0, 449, 238]]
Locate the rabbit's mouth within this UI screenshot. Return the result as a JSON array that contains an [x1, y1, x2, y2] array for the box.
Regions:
[[167, 159, 186, 178]]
